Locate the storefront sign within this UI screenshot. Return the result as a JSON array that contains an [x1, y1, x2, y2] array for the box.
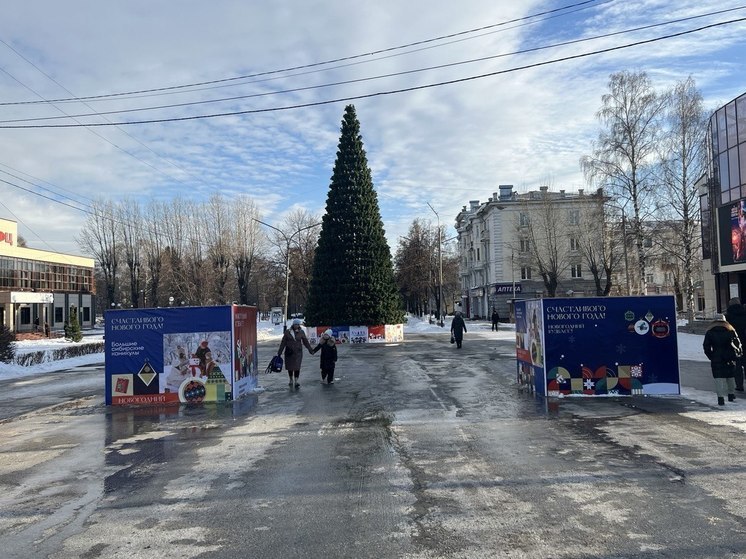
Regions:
[[491, 283, 521, 295]]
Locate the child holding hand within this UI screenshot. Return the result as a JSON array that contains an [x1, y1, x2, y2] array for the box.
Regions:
[[312, 329, 338, 384]]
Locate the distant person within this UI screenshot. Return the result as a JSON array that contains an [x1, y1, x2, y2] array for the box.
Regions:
[[491, 308, 500, 331], [33, 317, 39, 332], [312, 329, 338, 384], [724, 297, 746, 392], [44, 322, 50, 338], [702, 314, 741, 406], [277, 318, 313, 388], [450, 311, 467, 349]]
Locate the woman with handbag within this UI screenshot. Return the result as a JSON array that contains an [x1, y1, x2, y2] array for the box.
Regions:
[[277, 318, 314, 388]]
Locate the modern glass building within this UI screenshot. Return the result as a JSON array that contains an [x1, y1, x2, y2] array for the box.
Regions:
[[0, 218, 95, 333], [704, 90, 746, 309]]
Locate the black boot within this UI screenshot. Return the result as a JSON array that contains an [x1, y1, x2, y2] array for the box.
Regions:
[[718, 396, 725, 406], [728, 394, 736, 402]]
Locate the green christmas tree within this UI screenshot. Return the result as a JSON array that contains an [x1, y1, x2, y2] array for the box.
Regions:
[[306, 105, 404, 326], [68, 305, 83, 342]]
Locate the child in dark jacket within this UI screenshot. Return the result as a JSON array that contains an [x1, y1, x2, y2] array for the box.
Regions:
[[312, 329, 338, 384]]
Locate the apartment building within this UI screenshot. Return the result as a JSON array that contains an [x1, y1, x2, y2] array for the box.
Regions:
[[455, 185, 604, 319]]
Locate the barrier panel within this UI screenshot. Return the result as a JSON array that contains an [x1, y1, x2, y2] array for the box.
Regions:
[[304, 324, 404, 345], [105, 305, 258, 405], [515, 296, 680, 397]]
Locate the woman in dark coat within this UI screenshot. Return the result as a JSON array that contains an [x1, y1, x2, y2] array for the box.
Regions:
[[724, 297, 746, 391], [277, 318, 313, 388], [702, 314, 741, 406], [311, 329, 338, 384], [450, 311, 467, 349]]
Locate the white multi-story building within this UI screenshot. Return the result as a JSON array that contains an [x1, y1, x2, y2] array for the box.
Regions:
[[454, 184, 606, 319]]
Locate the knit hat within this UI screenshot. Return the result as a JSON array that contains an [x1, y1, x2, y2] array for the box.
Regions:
[[322, 329, 333, 339], [292, 318, 303, 326]]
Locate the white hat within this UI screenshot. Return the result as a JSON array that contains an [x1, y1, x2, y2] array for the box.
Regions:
[[322, 329, 333, 338], [714, 314, 727, 322], [292, 318, 303, 326]]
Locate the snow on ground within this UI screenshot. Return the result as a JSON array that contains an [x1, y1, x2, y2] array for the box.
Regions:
[[1, 315, 743, 433]]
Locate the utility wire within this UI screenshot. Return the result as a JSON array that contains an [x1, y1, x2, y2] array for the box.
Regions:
[[1, 6, 741, 125], [1, 17, 742, 130], [0, 0, 608, 106]]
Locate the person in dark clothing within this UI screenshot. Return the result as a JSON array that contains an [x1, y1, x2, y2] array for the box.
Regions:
[[702, 314, 741, 406], [451, 312, 467, 349], [491, 308, 500, 331], [724, 297, 746, 391], [277, 318, 313, 388], [312, 329, 338, 384]]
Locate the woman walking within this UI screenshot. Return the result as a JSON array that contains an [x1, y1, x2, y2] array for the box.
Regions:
[[702, 314, 741, 406], [277, 318, 313, 388], [450, 311, 467, 349]]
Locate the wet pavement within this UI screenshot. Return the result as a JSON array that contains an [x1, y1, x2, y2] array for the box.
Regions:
[[0, 335, 744, 558]]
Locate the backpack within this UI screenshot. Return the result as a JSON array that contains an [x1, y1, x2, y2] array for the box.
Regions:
[[265, 354, 283, 374]]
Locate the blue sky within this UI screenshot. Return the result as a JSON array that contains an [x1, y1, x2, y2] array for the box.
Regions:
[[1, 0, 745, 255]]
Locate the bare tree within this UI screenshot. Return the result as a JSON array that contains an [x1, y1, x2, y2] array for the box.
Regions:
[[279, 209, 321, 315], [519, 192, 568, 297], [142, 199, 165, 307], [117, 198, 144, 308], [577, 200, 623, 296], [656, 76, 707, 321], [394, 219, 434, 316], [232, 195, 262, 305], [203, 193, 232, 304], [582, 70, 667, 295], [77, 199, 118, 307]]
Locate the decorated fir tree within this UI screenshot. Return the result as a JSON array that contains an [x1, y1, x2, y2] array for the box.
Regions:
[[306, 105, 404, 326]]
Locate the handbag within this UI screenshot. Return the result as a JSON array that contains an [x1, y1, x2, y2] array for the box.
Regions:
[[450, 333, 455, 344], [265, 354, 283, 374]]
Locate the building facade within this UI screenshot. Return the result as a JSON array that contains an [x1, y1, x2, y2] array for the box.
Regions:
[[455, 185, 604, 319], [702, 90, 746, 311], [0, 218, 95, 332]]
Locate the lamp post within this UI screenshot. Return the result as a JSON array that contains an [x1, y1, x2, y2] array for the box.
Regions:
[[605, 202, 631, 295], [427, 203, 444, 327], [255, 219, 321, 331]]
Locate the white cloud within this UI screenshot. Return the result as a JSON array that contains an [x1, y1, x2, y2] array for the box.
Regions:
[[0, 1, 744, 255]]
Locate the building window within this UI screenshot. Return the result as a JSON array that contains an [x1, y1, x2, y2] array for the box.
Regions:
[[520, 238, 530, 252], [476, 248, 480, 261], [519, 213, 530, 226], [83, 307, 91, 322], [55, 307, 63, 322], [643, 237, 653, 248], [20, 306, 31, 325], [568, 209, 580, 225], [646, 274, 654, 284], [521, 267, 531, 280], [570, 238, 579, 251], [571, 264, 582, 278]]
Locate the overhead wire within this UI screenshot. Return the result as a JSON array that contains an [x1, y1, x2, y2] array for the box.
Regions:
[[0, 0, 609, 106], [0, 17, 742, 130], [1, 6, 742, 125]]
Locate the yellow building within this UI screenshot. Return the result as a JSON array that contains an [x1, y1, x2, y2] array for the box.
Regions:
[[0, 218, 95, 333]]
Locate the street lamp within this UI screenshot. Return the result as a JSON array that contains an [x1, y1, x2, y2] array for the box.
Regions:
[[255, 218, 321, 331], [605, 201, 631, 296], [427, 203, 444, 327]]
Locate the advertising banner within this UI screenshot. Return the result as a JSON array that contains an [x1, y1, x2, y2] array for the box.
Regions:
[[106, 305, 258, 405], [516, 296, 680, 397]]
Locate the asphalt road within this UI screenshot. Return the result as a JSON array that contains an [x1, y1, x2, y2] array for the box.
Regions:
[[0, 334, 744, 558]]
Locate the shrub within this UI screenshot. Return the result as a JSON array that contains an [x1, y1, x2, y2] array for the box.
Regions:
[[0, 324, 15, 363]]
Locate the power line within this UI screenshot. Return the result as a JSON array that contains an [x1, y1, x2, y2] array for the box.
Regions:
[[1, 6, 740, 125], [0, 0, 608, 107], [1, 17, 742, 130]]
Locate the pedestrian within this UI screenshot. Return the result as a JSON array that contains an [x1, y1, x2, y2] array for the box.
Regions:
[[277, 318, 313, 388], [491, 308, 500, 331], [702, 314, 741, 406], [33, 317, 39, 332], [451, 311, 467, 349], [724, 297, 746, 392], [312, 329, 338, 384], [44, 321, 50, 338]]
